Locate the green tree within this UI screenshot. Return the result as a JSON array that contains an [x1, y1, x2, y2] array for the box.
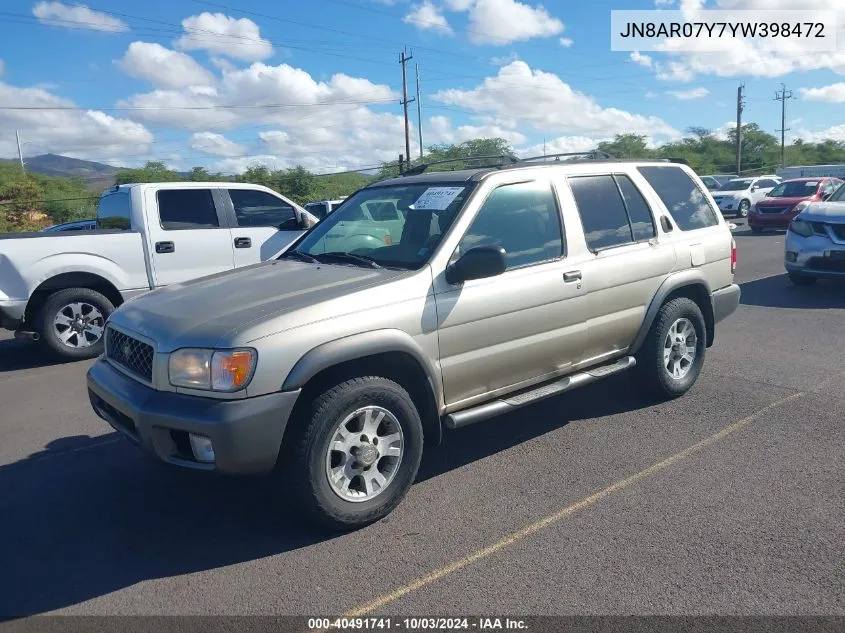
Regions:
[[597, 134, 653, 158], [115, 161, 181, 184]]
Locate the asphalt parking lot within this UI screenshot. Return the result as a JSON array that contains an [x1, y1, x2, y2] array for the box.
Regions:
[[1, 224, 843, 617]]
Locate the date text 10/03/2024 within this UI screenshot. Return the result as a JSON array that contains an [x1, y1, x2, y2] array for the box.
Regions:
[[308, 618, 529, 630]]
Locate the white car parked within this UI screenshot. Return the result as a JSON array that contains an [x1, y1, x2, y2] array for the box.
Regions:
[[710, 175, 782, 218], [0, 181, 318, 360]]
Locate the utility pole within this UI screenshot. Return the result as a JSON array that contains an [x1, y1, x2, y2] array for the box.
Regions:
[[399, 48, 415, 172], [415, 63, 423, 160], [735, 84, 744, 176], [15, 130, 25, 174], [774, 83, 793, 168]]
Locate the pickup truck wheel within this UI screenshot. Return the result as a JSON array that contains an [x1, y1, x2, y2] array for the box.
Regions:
[[633, 297, 706, 399], [36, 288, 114, 360], [288, 377, 424, 531]]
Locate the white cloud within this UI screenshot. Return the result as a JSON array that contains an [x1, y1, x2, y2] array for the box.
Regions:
[[176, 12, 273, 62], [465, 0, 564, 45], [427, 115, 526, 145], [516, 135, 612, 158], [667, 86, 709, 100], [189, 132, 246, 157], [490, 52, 519, 66], [792, 124, 845, 143], [801, 83, 845, 103], [118, 42, 216, 89], [431, 61, 679, 140], [404, 2, 453, 35], [559, 37, 573, 47], [444, 0, 475, 9], [0, 81, 152, 160], [630, 51, 653, 68], [32, 1, 129, 32]]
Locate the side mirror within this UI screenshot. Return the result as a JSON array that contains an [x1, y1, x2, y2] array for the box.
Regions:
[[750, 186, 759, 192], [446, 245, 507, 285], [278, 216, 303, 231]]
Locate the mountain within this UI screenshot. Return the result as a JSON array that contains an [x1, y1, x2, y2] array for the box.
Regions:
[[0, 154, 120, 191]]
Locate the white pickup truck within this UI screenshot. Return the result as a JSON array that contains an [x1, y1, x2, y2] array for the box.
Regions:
[[0, 181, 317, 359]]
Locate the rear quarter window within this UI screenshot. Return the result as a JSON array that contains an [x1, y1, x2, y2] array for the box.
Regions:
[[96, 192, 132, 230], [637, 166, 719, 231]]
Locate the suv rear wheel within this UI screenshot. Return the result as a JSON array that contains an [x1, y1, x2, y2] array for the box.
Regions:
[[287, 376, 424, 531], [633, 297, 706, 399]]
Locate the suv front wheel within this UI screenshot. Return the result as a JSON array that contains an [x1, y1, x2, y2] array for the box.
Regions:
[[287, 376, 424, 531], [633, 297, 707, 399]]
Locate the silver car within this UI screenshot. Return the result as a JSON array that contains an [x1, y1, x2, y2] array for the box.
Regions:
[[784, 182, 845, 285], [87, 155, 740, 530]]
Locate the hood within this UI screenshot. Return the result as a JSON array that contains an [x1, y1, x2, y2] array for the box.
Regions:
[[109, 260, 411, 351], [797, 200, 845, 223], [756, 195, 813, 207]]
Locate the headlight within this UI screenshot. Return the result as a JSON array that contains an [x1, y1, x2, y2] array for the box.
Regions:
[[788, 218, 813, 238], [792, 200, 811, 213], [169, 348, 257, 391]]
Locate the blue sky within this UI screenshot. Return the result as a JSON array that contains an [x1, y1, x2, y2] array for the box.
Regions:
[[0, 0, 843, 174]]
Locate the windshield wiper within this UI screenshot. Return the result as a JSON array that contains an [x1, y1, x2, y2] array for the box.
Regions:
[[279, 249, 319, 263], [313, 252, 383, 269]]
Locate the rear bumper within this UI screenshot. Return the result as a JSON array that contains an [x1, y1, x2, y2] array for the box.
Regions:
[[712, 284, 741, 324], [0, 300, 26, 330], [87, 357, 300, 475]]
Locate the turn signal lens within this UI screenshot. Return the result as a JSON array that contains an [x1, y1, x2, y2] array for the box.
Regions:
[[211, 349, 256, 391]]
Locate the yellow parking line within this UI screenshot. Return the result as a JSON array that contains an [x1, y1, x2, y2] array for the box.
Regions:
[[344, 392, 805, 617]]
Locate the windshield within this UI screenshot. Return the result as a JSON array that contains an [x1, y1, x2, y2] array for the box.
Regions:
[[768, 181, 819, 198], [290, 182, 475, 269], [830, 182, 845, 202], [718, 179, 753, 191]]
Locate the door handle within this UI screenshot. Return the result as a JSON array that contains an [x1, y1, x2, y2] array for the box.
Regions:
[[234, 237, 252, 249], [563, 270, 582, 283], [155, 241, 174, 254]]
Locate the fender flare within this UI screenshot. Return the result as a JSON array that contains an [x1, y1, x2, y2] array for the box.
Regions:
[[282, 328, 444, 412], [629, 270, 714, 355]]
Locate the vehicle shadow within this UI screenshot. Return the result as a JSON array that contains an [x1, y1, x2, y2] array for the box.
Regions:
[[740, 273, 845, 309], [0, 337, 79, 372], [0, 374, 652, 617]]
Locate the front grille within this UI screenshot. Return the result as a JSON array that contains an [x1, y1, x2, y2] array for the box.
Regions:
[[106, 327, 154, 382], [807, 257, 845, 273], [829, 224, 845, 241], [759, 205, 790, 214]]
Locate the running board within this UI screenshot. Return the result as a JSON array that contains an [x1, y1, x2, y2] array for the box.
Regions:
[[443, 356, 636, 430]]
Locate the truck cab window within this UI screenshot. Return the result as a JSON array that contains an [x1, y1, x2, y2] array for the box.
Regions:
[[157, 189, 220, 230], [229, 190, 296, 227]]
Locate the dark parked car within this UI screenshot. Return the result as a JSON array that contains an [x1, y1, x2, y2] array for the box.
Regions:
[[40, 219, 97, 232], [749, 177, 843, 232]]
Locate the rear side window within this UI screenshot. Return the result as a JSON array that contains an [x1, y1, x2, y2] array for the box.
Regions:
[[568, 175, 632, 250], [756, 179, 779, 189], [229, 189, 296, 227], [637, 166, 718, 231], [157, 189, 219, 230], [96, 192, 131, 230], [615, 175, 656, 241]]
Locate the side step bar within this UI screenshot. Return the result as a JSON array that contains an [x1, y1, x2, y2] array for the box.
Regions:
[[443, 356, 636, 430]]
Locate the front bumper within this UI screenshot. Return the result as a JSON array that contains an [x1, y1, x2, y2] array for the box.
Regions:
[[749, 212, 795, 229], [87, 357, 301, 475], [784, 231, 845, 279], [712, 284, 741, 324], [0, 300, 26, 330]]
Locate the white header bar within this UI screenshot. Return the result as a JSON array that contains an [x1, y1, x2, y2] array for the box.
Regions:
[[610, 10, 838, 52]]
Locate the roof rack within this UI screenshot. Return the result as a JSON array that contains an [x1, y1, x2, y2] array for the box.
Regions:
[[519, 150, 615, 163], [401, 154, 519, 176]]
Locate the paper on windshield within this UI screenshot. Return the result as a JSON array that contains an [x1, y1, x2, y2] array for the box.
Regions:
[[412, 186, 465, 210], [806, 181, 819, 187]]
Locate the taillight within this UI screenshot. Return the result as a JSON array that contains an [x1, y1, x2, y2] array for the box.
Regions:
[[730, 238, 737, 274]]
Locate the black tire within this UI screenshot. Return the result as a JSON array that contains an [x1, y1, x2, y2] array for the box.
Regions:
[[286, 376, 424, 531], [750, 226, 764, 233], [788, 272, 817, 286], [737, 200, 750, 218], [632, 297, 707, 400], [36, 287, 114, 360]]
